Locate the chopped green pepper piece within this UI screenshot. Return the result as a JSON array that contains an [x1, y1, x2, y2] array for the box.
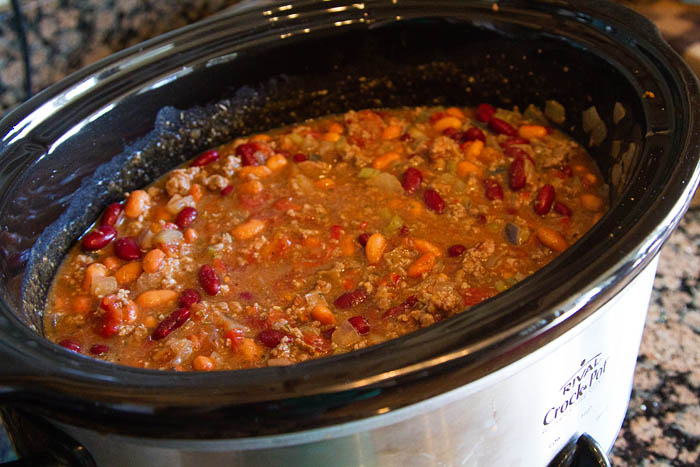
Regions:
[[358, 167, 381, 179]]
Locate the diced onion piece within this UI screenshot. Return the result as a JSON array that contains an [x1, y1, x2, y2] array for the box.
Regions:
[[582, 106, 603, 133], [589, 123, 607, 147], [138, 228, 155, 250], [153, 229, 184, 246], [165, 194, 195, 215], [610, 140, 621, 159], [292, 174, 315, 193], [383, 215, 404, 234], [332, 320, 362, 347], [436, 173, 466, 193], [304, 291, 328, 308], [253, 150, 266, 166], [407, 126, 425, 140], [367, 172, 403, 194], [167, 338, 193, 366], [523, 104, 548, 125], [91, 276, 118, 297], [582, 106, 607, 147], [545, 100, 566, 125], [613, 102, 626, 124]]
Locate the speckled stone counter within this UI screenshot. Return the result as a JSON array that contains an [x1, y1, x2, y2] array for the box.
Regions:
[[0, 0, 239, 113], [0, 1, 698, 466], [610, 210, 700, 466]]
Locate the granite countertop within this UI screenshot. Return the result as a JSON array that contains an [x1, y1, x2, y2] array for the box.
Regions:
[[610, 210, 700, 466], [0, 1, 698, 466]]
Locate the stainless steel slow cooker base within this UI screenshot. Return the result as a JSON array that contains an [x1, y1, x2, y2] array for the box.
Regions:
[[56, 258, 658, 467], [1, 1, 699, 465]]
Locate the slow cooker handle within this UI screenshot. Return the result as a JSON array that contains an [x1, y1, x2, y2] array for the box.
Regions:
[[548, 433, 611, 467]]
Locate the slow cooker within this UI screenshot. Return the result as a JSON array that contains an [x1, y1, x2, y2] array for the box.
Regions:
[[0, 1, 698, 466]]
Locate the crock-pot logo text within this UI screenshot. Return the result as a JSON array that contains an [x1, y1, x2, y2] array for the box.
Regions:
[[543, 353, 607, 426]]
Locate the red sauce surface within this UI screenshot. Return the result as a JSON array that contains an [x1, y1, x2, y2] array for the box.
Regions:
[[45, 105, 608, 371]]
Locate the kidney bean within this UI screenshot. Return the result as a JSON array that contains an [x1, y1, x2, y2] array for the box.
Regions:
[[484, 179, 504, 200], [99, 321, 119, 338], [500, 137, 530, 148], [424, 189, 445, 213], [382, 295, 418, 319], [236, 142, 260, 166], [321, 327, 336, 340], [447, 131, 465, 144], [293, 153, 307, 162], [476, 103, 496, 122], [82, 225, 117, 251], [534, 184, 555, 215], [334, 288, 368, 309], [357, 233, 371, 247], [464, 127, 486, 142], [175, 207, 198, 229], [503, 145, 529, 160], [477, 214, 487, 224], [488, 117, 518, 136], [348, 316, 370, 335], [399, 225, 409, 236], [382, 304, 403, 319], [198, 265, 221, 296], [561, 165, 573, 177], [101, 203, 124, 227], [221, 185, 234, 196], [89, 344, 109, 355], [239, 291, 254, 301], [554, 201, 572, 217], [402, 168, 423, 193], [429, 111, 446, 124], [152, 307, 191, 340], [59, 339, 81, 352], [442, 127, 457, 138], [448, 244, 466, 257], [179, 288, 202, 308], [113, 237, 142, 261], [191, 149, 220, 167], [97, 296, 123, 338], [509, 157, 526, 191], [258, 329, 286, 348]]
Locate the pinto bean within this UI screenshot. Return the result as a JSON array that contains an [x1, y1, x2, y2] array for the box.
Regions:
[[536, 227, 568, 252], [365, 233, 387, 265], [143, 249, 166, 273], [136, 289, 178, 308], [407, 253, 436, 277], [232, 219, 266, 240], [193, 355, 215, 371], [115, 261, 142, 285], [124, 190, 150, 218], [311, 305, 336, 325]]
